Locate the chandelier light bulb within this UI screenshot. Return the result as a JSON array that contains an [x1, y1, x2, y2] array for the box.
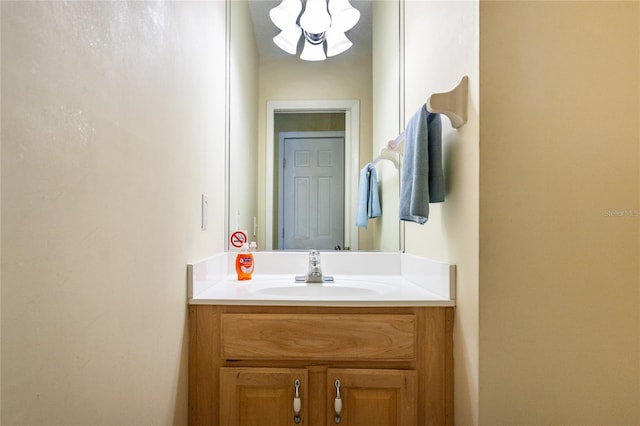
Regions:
[[269, 0, 302, 31], [325, 27, 352, 57], [273, 26, 302, 55], [328, 0, 360, 32], [299, 0, 331, 34], [300, 38, 327, 61]]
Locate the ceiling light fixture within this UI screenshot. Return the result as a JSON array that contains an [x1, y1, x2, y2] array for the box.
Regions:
[[269, 0, 360, 61]]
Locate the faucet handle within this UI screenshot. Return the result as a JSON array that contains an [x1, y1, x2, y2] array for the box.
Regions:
[[309, 250, 320, 264], [307, 250, 323, 282]]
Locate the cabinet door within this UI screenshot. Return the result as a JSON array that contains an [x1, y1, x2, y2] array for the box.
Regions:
[[220, 367, 308, 426], [326, 369, 417, 426]]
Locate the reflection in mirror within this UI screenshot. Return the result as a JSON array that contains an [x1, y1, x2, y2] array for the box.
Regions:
[[226, 0, 401, 252], [273, 113, 344, 250], [265, 99, 360, 251]]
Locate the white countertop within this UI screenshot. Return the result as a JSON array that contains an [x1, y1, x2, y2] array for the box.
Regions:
[[190, 274, 454, 307], [188, 252, 455, 307]]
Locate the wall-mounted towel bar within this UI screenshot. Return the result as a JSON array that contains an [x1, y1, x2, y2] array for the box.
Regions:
[[427, 76, 468, 128], [371, 147, 399, 169], [386, 130, 406, 154], [380, 76, 469, 163]]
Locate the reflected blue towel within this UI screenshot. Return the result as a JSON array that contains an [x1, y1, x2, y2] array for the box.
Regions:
[[399, 105, 444, 224], [356, 163, 381, 228]]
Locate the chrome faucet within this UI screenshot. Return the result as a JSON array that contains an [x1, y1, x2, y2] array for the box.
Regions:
[[306, 250, 323, 283], [295, 250, 334, 284]]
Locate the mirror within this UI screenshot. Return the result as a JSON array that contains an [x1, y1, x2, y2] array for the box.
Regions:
[[226, 0, 402, 251]]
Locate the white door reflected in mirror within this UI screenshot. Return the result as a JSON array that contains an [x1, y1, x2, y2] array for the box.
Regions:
[[279, 132, 345, 250]]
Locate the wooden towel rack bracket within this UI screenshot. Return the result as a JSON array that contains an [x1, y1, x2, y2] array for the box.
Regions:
[[379, 75, 469, 161], [426, 75, 469, 129]]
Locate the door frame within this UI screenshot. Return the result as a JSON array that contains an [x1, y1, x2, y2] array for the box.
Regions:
[[266, 100, 359, 250], [278, 131, 346, 249]]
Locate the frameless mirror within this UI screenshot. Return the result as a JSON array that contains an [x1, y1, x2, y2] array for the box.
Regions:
[[226, 0, 402, 251]]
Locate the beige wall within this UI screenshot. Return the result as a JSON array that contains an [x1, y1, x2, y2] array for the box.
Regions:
[[1, 1, 226, 424], [479, 1, 640, 424], [371, 0, 402, 251], [229, 0, 259, 245], [404, 1, 480, 424]]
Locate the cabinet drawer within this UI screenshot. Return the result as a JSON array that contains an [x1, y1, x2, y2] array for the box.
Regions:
[[221, 313, 416, 361]]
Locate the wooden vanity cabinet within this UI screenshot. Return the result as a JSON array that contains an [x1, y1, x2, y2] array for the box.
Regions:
[[219, 366, 416, 426], [219, 367, 308, 426], [189, 305, 453, 426], [325, 368, 418, 425]]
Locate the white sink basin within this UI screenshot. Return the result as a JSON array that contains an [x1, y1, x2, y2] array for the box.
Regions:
[[248, 279, 395, 299]]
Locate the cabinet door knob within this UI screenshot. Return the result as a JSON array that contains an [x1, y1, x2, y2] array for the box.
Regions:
[[293, 379, 302, 424], [334, 379, 342, 424]]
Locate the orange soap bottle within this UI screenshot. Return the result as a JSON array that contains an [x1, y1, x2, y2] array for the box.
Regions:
[[235, 242, 254, 280]]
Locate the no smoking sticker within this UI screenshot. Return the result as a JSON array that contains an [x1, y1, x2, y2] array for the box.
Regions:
[[230, 231, 247, 248]]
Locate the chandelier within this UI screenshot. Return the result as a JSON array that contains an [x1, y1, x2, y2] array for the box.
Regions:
[[269, 0, 360, 61]]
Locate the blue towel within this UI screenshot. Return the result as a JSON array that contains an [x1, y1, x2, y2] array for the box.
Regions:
[[399, 105, 444, 224], [356, 163, 381, 228]]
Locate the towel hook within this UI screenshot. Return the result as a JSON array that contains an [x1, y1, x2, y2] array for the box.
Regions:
[[426, 76, 468, 128]]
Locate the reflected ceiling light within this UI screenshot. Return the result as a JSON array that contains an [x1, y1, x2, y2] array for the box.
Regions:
[[273, 26, 302, 55], [269, 0, 360, 61], [269, 0, 303, 30], [325, 27, 352, 57], [328, 0, 360, 32]]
